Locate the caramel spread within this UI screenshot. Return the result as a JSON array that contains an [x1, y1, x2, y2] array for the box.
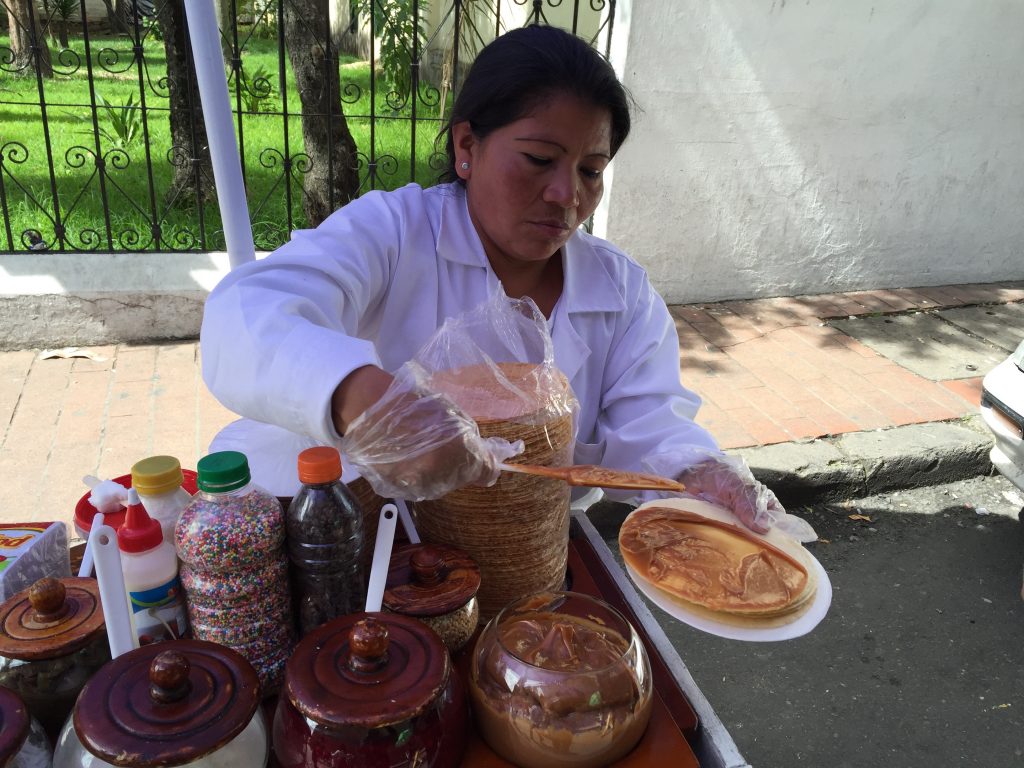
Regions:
[[470, 611, 652, 768], [619, 507, 811, 616]]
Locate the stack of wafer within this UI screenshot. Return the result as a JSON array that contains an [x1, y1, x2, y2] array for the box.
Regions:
[[413, 362, 575, 618], [619, 498, 818, 628]]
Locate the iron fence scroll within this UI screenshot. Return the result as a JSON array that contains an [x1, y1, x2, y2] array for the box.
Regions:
[[0, 0, 617, 253]]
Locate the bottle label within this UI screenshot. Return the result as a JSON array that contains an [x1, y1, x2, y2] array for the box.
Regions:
[[129, 575, 188, 645]]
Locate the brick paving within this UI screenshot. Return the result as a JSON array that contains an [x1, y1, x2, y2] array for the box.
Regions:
[[672, 281, 1024, 451], [1, 282, 1022, 530], [0, 342, 234, 531]]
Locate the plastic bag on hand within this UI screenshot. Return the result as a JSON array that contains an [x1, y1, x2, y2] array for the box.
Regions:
[[644, 449, 817, 543], [341, 292, 578, 501], [341, 361, 522, 501]]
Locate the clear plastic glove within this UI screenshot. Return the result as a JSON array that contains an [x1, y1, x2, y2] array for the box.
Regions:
[[679, 453, 817, 543], [340, 361, 523, 501]]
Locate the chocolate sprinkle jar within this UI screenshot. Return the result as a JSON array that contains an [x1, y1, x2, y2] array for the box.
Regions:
[[383, 543, 481, 654]]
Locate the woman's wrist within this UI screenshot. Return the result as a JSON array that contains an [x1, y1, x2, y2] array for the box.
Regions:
[[331, 365, 395, 435]]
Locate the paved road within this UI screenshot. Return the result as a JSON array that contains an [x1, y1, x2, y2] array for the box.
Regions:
[[595, 475, 1024, 768]]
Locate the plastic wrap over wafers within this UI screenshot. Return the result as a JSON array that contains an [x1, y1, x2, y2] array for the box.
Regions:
[[414, 292, 579, 430], [411, 293, 580, 618]]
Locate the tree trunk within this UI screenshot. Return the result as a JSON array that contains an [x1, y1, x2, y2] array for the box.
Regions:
[[101, 0, 126, 35], [216, 0, 233, 68], [57, 22, 68, 49], [157, 0, 217, 207], [6, 0, 54, 78], [284, 0, 359, 226]]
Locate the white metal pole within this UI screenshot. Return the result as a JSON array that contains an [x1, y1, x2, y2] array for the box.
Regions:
[[184, 0, 256, 268]]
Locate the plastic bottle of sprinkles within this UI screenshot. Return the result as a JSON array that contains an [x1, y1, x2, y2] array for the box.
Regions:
[[175, 451, 294, 694], [287, 447, 366, 637]]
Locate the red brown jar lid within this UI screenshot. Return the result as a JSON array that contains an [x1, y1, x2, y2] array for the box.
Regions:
[[284, 612, 449, 729], [74, 640, 261, 767], [0, 577, 105, 661], [0, 685, 30, 764], [383, 543, 480, 617]]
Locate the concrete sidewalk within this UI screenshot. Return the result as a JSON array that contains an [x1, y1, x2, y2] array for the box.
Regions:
[[1, 281, 1022, 530]]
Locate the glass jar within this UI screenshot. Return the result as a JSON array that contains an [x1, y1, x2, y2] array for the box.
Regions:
[[273, 613, 467, 768], [53, 640, 267, 768], [0, 686, 52, 768], [0, 578, 109, 741], [469, 591, 654, 768], [383, 543, 480, 653], [286, 447, 366, 636]]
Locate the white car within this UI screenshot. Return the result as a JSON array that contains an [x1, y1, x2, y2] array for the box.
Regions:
[[980, 339, 1024, 493]]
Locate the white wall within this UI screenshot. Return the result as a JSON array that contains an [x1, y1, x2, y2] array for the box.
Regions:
[[603, 0, 1024, 304]]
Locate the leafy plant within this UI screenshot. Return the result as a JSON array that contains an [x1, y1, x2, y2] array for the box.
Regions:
[[41, 0, 79, 24], [237, 63, 274, 113], [241, 0, 278, 41], [354, 0, 428, 106], [40, 0, 79, 48], [436, 0, 499, 117], [95, 92, 143, 150]]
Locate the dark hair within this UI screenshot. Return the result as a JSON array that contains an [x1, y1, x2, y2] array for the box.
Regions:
[[441, 25, 633, 184]]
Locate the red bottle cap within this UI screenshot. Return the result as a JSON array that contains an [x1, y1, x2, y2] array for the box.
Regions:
[[117, 491, 163, 553]]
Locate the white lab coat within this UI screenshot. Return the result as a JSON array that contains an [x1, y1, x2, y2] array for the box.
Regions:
[[201, 182, 719, 497]]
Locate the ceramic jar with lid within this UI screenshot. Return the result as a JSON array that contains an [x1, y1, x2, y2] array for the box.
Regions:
[[383, 543, 480, 653], [273, 613, 468, 768], [52, 639, 268, 768], [0, 686, 52, 768], [0, 577, 109, 740]]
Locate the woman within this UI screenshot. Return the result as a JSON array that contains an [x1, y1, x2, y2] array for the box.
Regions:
[[201, 25, 796, 536]]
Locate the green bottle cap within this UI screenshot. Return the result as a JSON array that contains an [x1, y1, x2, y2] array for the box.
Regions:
[[196, 451, 251, 493]]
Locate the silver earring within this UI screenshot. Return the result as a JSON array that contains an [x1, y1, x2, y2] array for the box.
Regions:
[[460, 162, 470, 170]]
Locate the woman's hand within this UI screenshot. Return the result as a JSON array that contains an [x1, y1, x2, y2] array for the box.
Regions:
[[331, 365, 395, 435], [335, 362, 522, 501], [678, 453, 817, 543]]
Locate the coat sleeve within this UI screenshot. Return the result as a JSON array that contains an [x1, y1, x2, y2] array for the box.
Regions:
[[591, 275, 722, 499], [200, 190, 405, 446]]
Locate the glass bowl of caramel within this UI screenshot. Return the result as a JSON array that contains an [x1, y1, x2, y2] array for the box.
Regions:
[[468, 591, 653, 768]]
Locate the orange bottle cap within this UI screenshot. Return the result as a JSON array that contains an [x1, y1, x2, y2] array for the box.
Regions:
[[297, 446, 343, 485]]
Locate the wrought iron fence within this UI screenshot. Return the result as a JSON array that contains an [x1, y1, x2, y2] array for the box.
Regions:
[[0, 0, 617, 253]]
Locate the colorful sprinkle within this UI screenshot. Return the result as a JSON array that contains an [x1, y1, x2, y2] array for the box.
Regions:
[[176, 485, 293, 692]]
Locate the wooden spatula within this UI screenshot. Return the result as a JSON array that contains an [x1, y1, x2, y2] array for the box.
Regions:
[[499, 462, 685, 493]]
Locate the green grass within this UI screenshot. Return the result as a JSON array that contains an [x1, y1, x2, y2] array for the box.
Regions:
[[0, 32, 448, 252]]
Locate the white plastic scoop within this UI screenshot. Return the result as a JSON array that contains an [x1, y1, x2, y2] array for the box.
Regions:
[[364, 503, 399, 613]]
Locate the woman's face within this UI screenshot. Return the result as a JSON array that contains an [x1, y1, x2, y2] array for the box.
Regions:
[[453, 94, 613, 269]]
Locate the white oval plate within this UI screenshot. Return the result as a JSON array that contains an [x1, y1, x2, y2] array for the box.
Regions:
[[625, 554, 832, 642]]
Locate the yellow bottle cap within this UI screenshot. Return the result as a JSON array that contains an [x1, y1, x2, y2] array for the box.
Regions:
[[130, 455, 185, 496]]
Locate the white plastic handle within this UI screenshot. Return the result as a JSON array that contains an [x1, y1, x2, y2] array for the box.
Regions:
[[77, 512, 105, 578], [364, 503, 398, 613], [91, 525, 138, 658], [394, 499, 420, 545]]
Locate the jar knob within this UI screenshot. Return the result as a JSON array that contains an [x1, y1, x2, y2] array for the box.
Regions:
[[150, 650, 192, 703], [28, 577, 69, 623], [348, 617, 389, 673], [410, 545, 445, 587]]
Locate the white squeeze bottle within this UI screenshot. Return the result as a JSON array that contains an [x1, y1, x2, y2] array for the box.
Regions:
[[117, 488, 188, 645], [131, 455, 193, 545]]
